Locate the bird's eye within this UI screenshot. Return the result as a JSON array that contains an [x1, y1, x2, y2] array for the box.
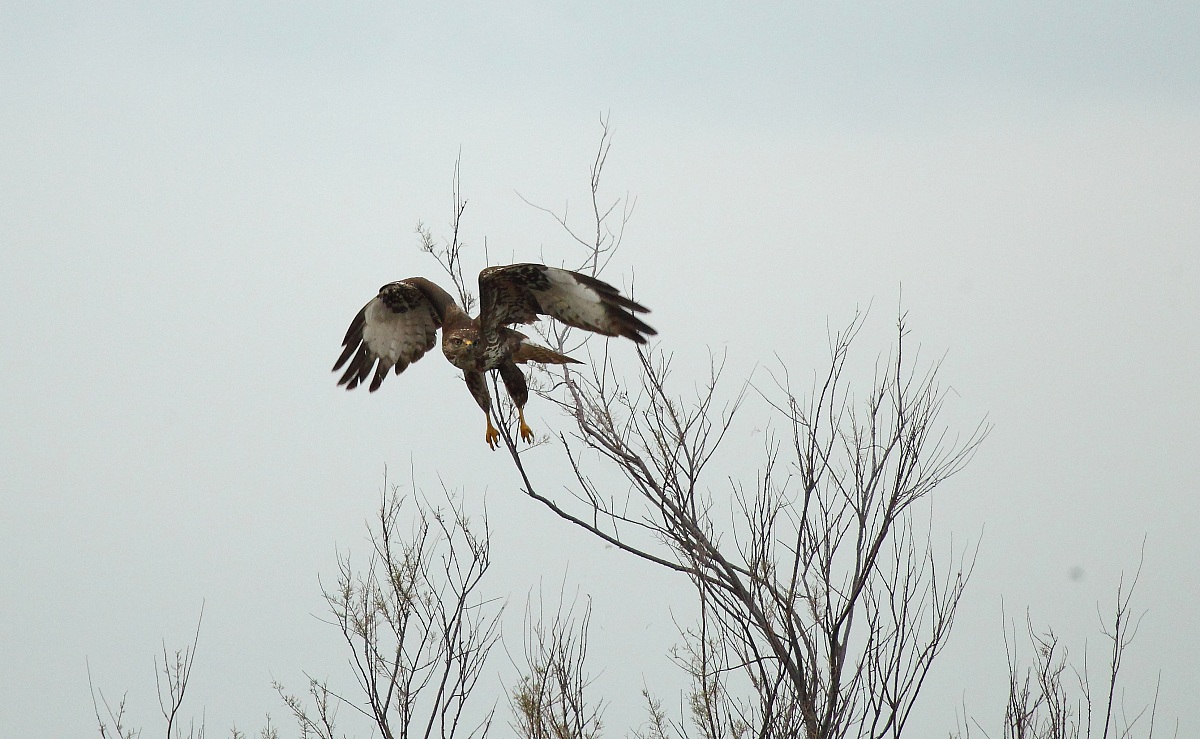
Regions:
[[451, 337, 462, 345]]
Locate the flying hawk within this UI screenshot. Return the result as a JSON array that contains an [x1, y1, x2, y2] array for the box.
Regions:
[[333, 263, 655, 448]]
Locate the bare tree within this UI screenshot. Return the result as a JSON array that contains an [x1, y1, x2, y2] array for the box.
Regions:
[[88, 607, 208, 739], [508, 586, 605, 739], [497, 313, 984, 739], [399, 121, 1175, 739], [278, 479, 503, 739], [428, 118, 989, 738], [86, 481, 506, 739], [417, 154, 476, 315], [954, 553, 1177, 739], [88, 665, 141, 739]]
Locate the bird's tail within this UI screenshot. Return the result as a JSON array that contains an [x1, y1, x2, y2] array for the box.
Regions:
[[513, 342, 584, 365]]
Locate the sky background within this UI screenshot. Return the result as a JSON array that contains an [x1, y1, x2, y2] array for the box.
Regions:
[[2, 2, 1199, 736]]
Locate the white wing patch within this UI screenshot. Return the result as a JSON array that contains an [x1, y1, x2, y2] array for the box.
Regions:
[[362, 297, 437, 368], [334, 287, 441, 392], [538, 267, 612, 332]]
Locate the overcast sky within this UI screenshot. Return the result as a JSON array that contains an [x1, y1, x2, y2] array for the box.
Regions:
[[2, 2, 1199, 737]]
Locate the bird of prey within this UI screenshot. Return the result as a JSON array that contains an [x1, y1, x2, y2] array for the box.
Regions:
[[333, 263, 654, 448]]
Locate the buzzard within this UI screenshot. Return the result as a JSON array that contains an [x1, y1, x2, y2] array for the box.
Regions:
[[333, 263, 655, 448]]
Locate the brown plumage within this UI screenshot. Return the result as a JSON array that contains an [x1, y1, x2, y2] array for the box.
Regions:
[[333, 264, 654, 448]]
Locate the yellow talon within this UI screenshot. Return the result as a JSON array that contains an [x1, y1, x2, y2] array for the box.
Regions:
[[485, 413, 501, 450], [518, 408, 535, 444]]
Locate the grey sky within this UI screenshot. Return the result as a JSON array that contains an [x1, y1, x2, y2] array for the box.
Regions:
[[2, 2, 1198, 736]]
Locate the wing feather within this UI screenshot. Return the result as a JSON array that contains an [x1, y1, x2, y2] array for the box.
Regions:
[[333, 280, 445, 392], [478, 264, 655, 343]]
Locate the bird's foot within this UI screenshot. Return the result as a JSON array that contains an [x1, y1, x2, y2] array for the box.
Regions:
[[485, 415, 501, 450], [518, 408, 535, 444]]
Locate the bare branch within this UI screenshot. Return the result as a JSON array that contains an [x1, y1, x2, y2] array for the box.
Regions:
[[418, 153, 476, 312], [280, 476, 501, 739], [508, 581, 605, 739]]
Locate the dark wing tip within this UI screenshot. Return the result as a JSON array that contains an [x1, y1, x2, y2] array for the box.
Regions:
[[340, 307, 367, 345], [608, 291, 652, 315], [368, 363, 387, 392], [564, 269, 656, 340], [336, 345, 373, 389], [596, 291, 656, 344], [332, 342, 358, 372], [334, 304, 369, 374]]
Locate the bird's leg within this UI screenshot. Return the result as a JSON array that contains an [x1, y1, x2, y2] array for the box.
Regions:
[[518, 407, 534, 443], [485, 412, 501, 450]]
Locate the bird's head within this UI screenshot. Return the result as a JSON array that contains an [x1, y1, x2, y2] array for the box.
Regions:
[[441, 329, 475, 363]]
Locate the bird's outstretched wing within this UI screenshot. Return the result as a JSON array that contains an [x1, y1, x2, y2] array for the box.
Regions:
[[333, 278, 454, 392], [478, 263, 656, 343]]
